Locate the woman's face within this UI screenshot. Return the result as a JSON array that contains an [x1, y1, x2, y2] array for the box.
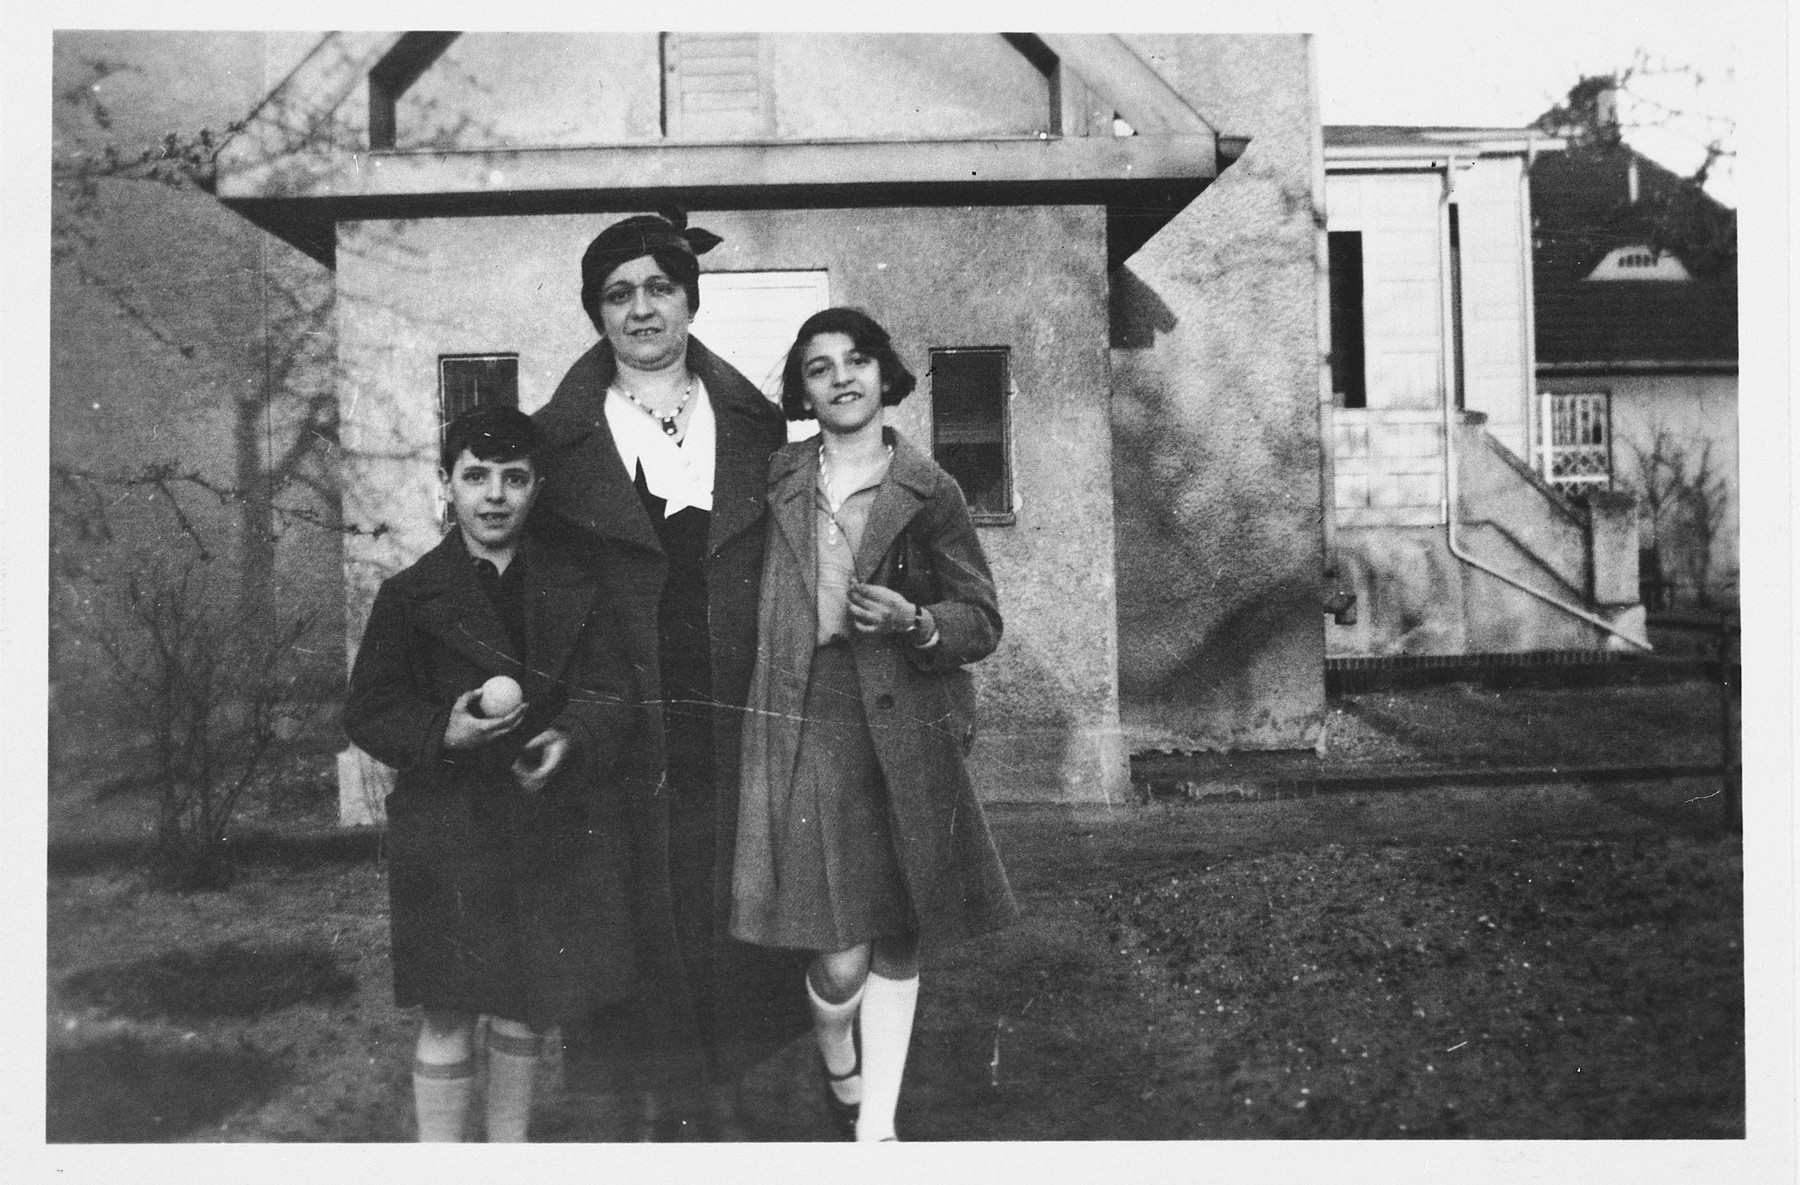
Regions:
[[800, 331, 886, 435], [598, 254, 692, 373]]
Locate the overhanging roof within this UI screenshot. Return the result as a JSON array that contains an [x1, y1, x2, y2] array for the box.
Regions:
[[216, 133, 1218, 204], [209, 32, 1222, 267]]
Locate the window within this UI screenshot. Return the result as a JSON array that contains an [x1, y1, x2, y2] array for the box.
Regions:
[[439, 354, 519, 423], [1327, 231, 1367, 409], [929, 348, 1013, 524]]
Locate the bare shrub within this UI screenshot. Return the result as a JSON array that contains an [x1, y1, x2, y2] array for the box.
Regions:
[[1624, 425, 1732, 608], [78, 563, 329, 889]]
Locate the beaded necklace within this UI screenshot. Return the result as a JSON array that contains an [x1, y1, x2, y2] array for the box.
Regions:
[[611, 374, 694, 438]]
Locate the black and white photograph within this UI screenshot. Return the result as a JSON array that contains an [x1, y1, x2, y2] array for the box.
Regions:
[[17, 1, 1792, 1180]]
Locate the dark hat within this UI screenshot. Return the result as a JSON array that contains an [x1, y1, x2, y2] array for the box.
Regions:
[[579, 211, 722, 327]]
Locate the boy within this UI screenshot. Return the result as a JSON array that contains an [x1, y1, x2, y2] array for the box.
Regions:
[[345, 407, 639, 1141]]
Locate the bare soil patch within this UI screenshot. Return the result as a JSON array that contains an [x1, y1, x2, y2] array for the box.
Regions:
[[46, 682, 1741, 1141]]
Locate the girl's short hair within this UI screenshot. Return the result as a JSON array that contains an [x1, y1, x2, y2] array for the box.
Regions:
[[779, 307, 917, 421]]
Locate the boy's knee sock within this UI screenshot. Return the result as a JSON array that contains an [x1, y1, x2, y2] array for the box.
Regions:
[[855, 971, 919, 1141], [483, 1026, 544, 1143], [807, 971, 865, 1105], [413, 1057, 475, 1142]]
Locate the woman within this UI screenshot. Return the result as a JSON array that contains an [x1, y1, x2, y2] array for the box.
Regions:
[[731, 308, 1019, 1141], [531, 212, 805, 1136]]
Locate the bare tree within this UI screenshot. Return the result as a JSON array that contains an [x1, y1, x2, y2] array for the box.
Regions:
[[1623, 425, 1732, 607], [52, 52, 351, 633], [1532, 56, 1736, 276]]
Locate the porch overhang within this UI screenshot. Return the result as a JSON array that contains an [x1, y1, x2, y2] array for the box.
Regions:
[[213, 133, 1218, 267]]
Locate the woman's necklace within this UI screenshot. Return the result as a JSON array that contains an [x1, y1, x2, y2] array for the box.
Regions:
[[612, 374, 694, 438]]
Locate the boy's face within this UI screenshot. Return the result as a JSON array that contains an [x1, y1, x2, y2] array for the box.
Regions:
[[440, 449, 540, 553]]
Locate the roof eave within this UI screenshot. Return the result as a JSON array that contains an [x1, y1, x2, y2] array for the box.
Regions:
[[216, 133, 1218, 204]]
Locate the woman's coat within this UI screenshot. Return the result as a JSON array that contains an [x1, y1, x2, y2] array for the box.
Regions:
[[531, 335, 808, 1074], [732, 432, 1020, 951], [344, 532, 639, 1030]]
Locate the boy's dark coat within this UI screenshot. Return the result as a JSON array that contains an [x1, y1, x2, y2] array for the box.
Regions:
[[345, 531, 639, 1030]]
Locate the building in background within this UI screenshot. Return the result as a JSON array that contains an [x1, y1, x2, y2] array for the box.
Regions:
[[209, 32, 1333, 816], [1320, 126, 1647, 659], [1530, 137, 1738, 609]]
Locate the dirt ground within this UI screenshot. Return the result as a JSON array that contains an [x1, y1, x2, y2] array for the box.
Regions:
[[47, 767, 1741, 1142], [46, 678, 1745, 1141]]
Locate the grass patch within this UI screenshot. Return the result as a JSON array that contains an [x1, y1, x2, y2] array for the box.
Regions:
[[47, 1033, 288, 1142], [61, 940, 356, 1021]]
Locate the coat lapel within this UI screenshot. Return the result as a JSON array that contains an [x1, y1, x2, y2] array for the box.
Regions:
[[695, 337, 778, 558], [407, 533, 523, 677], [853, 432, 935, 583], [533, 341, 662, 555], [520, 536, 599, 699], [536, 336, 782, 560], [767, 443, 818, 604]]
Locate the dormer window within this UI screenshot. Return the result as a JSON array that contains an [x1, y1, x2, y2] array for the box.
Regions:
[[1583, 246, 1693, 282]]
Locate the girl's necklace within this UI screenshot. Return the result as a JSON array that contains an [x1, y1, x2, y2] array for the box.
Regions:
[[818, 440, 893, 549], [612, 374, 694, 438]]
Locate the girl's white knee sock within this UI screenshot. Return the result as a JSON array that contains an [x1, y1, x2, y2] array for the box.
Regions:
[[855, 971, 919, 1141]]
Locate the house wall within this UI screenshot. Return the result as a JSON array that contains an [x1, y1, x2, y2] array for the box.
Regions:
[[1107, 34, 1328, 752], [1327, 172, 1449, 530], [1326, 416, 1622, 657], [336, 204, 1126, 807], [1542, 371, 1739, 604], [1452, 157, 1535, 456], [395, 32, 1054, 149]]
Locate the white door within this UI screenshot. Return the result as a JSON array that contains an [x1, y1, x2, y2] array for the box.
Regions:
[[692, 271, 830, 441]]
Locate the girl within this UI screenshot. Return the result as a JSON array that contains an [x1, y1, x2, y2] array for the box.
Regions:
[[731, 308, 1018, 1141]]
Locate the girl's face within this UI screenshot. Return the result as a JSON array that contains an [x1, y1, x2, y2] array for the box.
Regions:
[[800, 331, 886, 436]]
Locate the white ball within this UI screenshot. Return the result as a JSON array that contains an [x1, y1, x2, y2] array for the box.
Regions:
[[478, 675, 524, 717]]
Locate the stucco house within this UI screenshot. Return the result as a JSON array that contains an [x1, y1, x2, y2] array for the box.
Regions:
[[210, 32, 1332, 817], [1320, 126, 1646, 660], [1530, 139, 1738, 609]]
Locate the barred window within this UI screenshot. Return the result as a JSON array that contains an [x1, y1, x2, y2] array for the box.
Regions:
[[929, 347, 1013, 524], [439, 354, 519, 424]]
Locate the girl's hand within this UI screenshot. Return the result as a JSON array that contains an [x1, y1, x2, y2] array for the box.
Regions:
[[443, 688, 527, 750], [847, 581, 916, 636]]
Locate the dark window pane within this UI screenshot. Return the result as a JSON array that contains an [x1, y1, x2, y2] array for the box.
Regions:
[[1327, 231, 1366, 409], [930, 348, 1011, 521], [439, 355, 519, 423]]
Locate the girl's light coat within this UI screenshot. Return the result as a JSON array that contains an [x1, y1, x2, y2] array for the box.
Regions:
[[731, 431, 1019, 950]]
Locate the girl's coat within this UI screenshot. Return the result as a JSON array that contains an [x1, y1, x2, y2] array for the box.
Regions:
[[732, 432, 1019, 950]]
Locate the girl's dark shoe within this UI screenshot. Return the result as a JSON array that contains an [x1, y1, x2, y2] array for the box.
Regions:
[[820, 1048, 861, 1139]]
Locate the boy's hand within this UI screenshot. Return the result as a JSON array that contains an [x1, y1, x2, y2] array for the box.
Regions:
[[443, 688, 527, 750], [512, 728, 571, 793]]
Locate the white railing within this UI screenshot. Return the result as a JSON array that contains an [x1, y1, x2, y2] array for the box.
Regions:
[[1538, 390, 1613, 494]]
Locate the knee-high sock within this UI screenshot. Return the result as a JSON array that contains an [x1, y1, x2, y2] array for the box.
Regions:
[[855, 971, 919, 1141], [413, 1057, 475, 1142], [483, 1026, 543, 1143], [807, 972, 865, 1105]]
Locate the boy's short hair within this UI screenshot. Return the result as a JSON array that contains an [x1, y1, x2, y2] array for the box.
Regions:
[[439, 406, 541, 474]]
